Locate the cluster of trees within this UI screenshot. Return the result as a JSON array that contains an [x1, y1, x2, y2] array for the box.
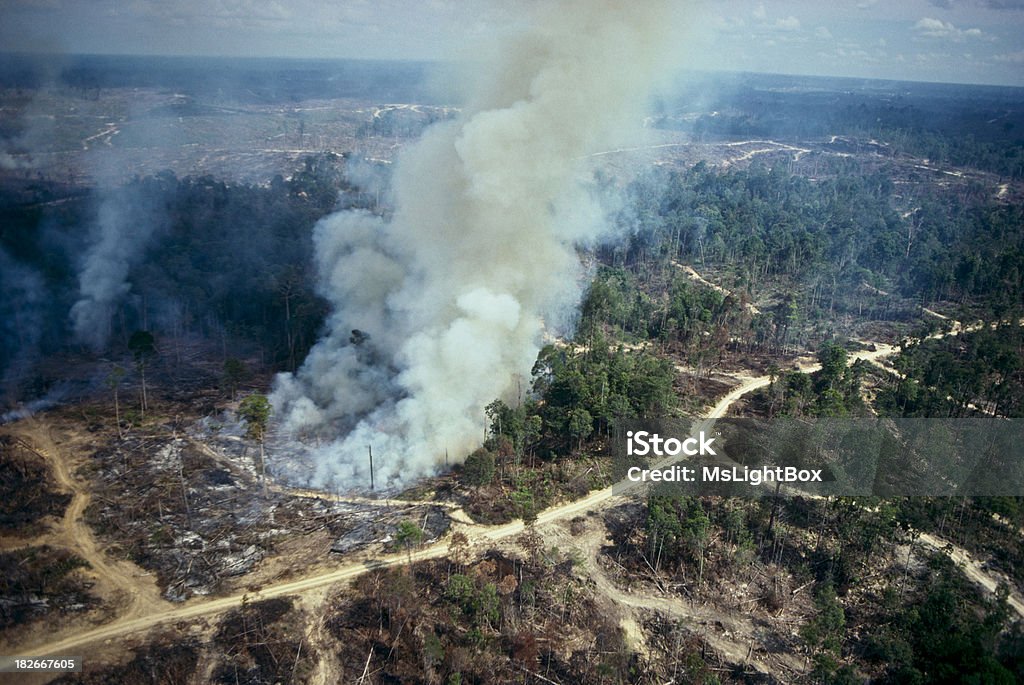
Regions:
[[4, 53, 434, 105], [469, 89, 1024, 679], [613, 162, 1022, 315], [130, 157, 345, 370], [762, 343, 869, 418], [878, 323, 1024, 418], [885, 127, 1024, 180], [530, 338, 676, 448], [460, 337, 678, 513], [1, 153, 356, 388], [862, 553, 1022, 683], [634, 491, 1023, 682], [577, 266, 660, 342], [895, 497, 1024, 590], [646, 495, 711, 583], [579, 265, 757, 364], [470, 337, 676, 473]]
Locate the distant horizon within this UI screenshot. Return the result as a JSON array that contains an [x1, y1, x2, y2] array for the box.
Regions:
[[2, 1, 1023, 88], [3, 50, 1023, 94]]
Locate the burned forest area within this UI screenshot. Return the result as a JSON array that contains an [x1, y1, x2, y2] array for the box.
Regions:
[[1, 49, 1024, 685]]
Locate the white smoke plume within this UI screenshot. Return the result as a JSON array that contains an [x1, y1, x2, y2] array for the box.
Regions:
[[69, 188, 162, 350], [272, 0, 679, 490]]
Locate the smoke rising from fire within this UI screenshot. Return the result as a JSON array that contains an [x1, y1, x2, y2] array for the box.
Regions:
[[70, 186, 165, 350], [272, 0, 679, 489]]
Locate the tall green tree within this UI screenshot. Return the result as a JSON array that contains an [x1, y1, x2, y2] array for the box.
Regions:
[[462, 448, 496, 488], [239, 394, 272, 487], [394, 519, 425, 566], [223, 357, 248, 401]]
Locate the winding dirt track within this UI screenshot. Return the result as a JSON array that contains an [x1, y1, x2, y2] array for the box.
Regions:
[[8, 446, 619, 661], [572, 523, 806, 677], [673, 261, 761, 315], [918, 533, 1024, 616], [4, 422, 164, 624], [10, 305, 1024, 670]]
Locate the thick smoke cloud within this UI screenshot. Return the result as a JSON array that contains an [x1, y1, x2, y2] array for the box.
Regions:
[[272, 0, 678, 490]]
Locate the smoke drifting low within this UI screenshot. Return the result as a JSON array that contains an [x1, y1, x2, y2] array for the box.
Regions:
[[272, 0, 679, 489], [0, 248, 47, 399]]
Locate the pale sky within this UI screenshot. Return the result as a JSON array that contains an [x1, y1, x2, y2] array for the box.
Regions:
[[1, 0, 1023, 86]]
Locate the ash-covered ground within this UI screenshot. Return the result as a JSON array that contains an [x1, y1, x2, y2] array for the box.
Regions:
[[82, 407, 452, 601]]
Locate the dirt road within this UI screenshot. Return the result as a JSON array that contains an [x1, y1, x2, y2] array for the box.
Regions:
[[5, 421, 164, 624], [918, 533, 1024, 616], [673, 261, 762, 315], [569, 522, 806, 677], [11, 309, 1023, 668]]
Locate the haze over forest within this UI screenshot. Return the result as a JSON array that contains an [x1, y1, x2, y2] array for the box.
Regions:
[[1, 1, 1023, 683]]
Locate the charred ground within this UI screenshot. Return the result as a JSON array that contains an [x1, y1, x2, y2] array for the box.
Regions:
[[1, 57, 1023, 683]]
